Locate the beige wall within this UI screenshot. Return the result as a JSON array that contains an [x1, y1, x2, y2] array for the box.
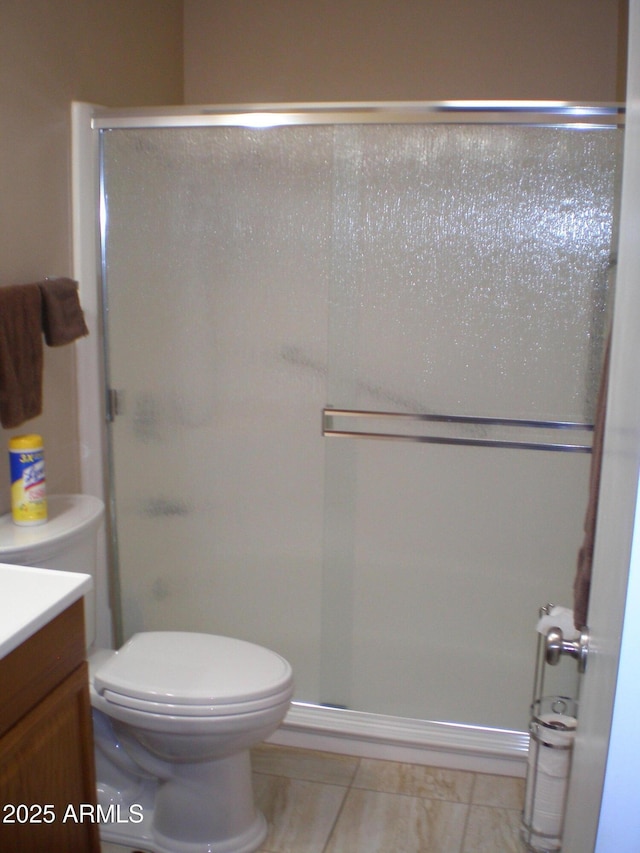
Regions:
[[184, 0, 625, 104], [0, 1, 182, 515]]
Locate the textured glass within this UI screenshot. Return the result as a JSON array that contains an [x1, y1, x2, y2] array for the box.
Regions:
[[326, 124, 618, 421], [102, 120, 621, 731]]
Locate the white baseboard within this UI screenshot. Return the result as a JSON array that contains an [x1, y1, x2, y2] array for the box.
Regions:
[[268, 702, 529, 777]]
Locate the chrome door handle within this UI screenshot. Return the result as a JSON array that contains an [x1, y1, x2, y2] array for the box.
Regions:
[[545, 626, 590, 673]]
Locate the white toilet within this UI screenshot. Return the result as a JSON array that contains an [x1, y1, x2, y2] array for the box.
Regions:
[[0, 494, 294, 853]]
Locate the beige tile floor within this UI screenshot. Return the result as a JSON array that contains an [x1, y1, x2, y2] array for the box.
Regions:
[[102, 743, 527, 853]]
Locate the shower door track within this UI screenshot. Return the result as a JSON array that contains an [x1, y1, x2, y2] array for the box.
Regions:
[[91, 101, 625, 131]]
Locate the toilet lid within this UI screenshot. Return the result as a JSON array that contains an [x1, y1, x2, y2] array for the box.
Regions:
[[94, 632, 293, 709]]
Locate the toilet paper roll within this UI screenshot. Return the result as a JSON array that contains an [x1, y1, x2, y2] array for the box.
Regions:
[[525, 767, 566, 838], [536, 606, 580, 641], [524, 714, 576, 841]]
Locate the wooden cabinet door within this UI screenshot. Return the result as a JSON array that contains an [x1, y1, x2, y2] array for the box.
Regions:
[[0, 663, 100, 853]]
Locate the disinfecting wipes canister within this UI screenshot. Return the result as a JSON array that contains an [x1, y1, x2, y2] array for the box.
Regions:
[[9, 434, 47, 526]]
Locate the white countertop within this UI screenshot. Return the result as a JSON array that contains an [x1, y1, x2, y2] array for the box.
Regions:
[[0, 562, 92, 659]]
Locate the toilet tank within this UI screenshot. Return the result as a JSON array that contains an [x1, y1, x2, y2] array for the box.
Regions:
[[0, 494, 105, 648]]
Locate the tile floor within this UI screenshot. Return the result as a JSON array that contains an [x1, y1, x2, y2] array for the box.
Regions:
[[101, 743, 527, 853]]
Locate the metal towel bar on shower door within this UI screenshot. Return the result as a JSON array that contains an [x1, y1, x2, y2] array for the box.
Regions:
[[322, 408, 594, 453]]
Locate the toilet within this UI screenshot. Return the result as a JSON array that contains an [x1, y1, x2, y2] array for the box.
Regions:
[[0, 494, 294, 853]]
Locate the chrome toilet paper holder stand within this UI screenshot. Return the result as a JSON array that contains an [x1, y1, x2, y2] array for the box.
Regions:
[[521, 605, 587, 853]]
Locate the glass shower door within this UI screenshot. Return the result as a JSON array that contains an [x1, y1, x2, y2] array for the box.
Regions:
[[101, 112, 621, 732], [102, 126, 333, 703], [318, 122, 619, 727]]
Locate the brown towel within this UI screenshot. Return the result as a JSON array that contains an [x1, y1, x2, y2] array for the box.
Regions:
[[573, 334, 611, 630], [39, 277, 89, 346], [0, 284, 44, 428]]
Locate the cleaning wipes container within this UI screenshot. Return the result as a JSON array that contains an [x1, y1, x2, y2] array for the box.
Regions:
[[8, 434, 47, 525]]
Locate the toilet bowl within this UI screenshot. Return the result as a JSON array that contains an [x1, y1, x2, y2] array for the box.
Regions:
[[0, 495, 294, 853]]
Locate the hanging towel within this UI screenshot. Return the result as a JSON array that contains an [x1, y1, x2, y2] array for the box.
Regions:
[[573, 334, 610, 630], [0, 284, 44, 428], [39, 277, 89, 346]]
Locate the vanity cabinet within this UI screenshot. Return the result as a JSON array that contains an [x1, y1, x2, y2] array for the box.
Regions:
[[0, 599, 100, 852]]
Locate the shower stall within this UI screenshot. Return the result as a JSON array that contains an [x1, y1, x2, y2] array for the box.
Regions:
[[82, 102, 622, 771]]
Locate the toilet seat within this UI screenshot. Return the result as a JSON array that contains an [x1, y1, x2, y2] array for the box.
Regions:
[[94, 632, 294, 717], [99, 688, 292, 717]]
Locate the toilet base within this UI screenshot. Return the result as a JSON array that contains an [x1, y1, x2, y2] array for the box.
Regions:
[[100, 809, 267, 853], [97, 748, 268, 853], [100, 808, 267, 853], [155, 748, 266, 852], [154, 810, 267, 853]]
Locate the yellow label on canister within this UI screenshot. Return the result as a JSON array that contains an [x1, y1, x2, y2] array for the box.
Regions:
[[9, 434, 47, 526]]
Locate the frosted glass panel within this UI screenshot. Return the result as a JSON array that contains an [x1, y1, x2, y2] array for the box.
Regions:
[[326, 124, 616, 420], [102, 118, 620, 731], [104, 128, 334, 702]]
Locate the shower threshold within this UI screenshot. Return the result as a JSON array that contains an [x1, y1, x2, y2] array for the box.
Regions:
[[268, 701, 528, 778]]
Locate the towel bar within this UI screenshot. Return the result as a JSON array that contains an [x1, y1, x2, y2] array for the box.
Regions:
[[322, 408, 594, 453]]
